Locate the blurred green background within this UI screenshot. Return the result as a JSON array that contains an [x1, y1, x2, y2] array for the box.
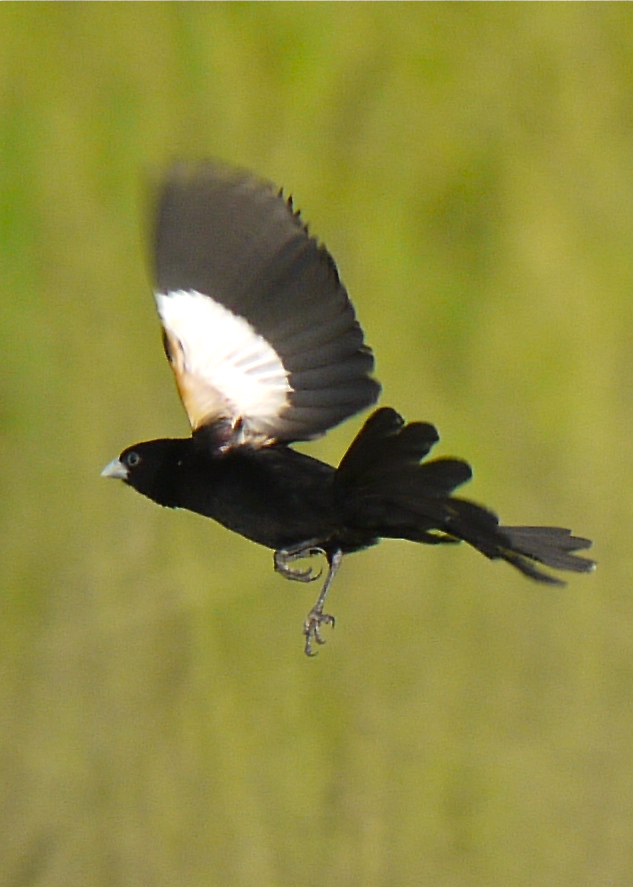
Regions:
[[1, 3, 630, 885]]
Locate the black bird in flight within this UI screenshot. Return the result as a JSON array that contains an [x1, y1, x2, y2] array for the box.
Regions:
[[102, 162, 595, 655]]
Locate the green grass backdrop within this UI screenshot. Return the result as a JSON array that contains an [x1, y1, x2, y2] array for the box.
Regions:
[[1, 4, 630, 885]]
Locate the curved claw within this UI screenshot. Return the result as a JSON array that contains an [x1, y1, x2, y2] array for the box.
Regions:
[[278, 561, 323, 583], [304, 611, 336, 656], [274, 545, 325, 583]]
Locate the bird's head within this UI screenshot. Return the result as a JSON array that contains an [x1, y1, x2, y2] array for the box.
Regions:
[[101, 438, 186, 504]]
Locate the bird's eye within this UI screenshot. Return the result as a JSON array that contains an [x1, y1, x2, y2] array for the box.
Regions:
[[125, 451, 141, 467]]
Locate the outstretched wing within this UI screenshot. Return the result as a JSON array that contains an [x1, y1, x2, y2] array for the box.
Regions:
[[154, 162, 380, 446]]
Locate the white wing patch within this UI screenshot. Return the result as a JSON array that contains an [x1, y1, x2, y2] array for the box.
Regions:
[[155, 289, 291, 437]]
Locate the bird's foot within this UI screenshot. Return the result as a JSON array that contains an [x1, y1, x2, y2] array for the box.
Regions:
[[274, 545, 343, 656], [303, 607, 335, 657], [274, 543, 325, 583]]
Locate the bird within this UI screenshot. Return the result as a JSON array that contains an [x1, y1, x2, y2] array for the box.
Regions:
[[102, 161, 595, 655]]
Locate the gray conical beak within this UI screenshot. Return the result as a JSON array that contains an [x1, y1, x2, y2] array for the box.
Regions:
[[101, 458, 128, 480]]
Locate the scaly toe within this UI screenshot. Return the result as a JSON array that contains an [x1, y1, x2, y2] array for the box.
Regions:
[[303, 610, 336, 656], [280, 563, 322, 583], [274, 546, 325, 583]]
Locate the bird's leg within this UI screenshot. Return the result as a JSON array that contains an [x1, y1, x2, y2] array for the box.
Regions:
[[274, 539, 326, 583], [274, 543, 343, 655], [302, 549, 343, 657]]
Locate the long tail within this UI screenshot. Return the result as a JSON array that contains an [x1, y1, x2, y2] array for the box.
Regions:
[[335, 408, 595, 585]]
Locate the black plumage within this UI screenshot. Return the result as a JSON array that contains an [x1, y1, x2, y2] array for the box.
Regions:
[[103, 162, 595, 654]]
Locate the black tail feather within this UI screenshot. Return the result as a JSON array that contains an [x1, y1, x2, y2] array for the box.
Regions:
[[337, 408, 595, 584], [498, 526, 595, 582], [435, 501, 596, 585], [336, 408, 441, 486], [337, 408, 472, 499]]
